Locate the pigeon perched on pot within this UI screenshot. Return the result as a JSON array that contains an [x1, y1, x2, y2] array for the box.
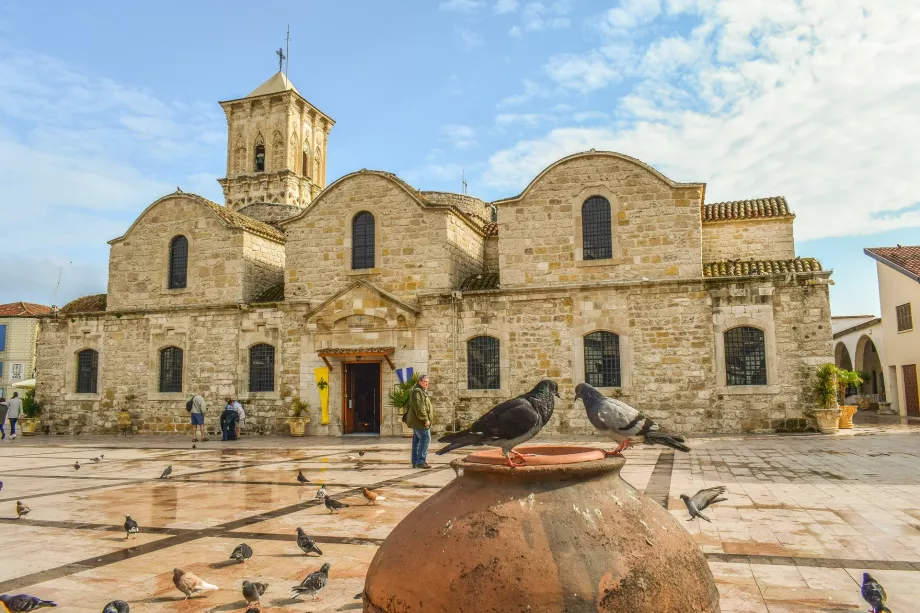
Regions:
[[290, 563, 330, 600], [314, 484, 326, 500], [123, 515, 139, 539], [101, 600, 129, 613], [0, 594, 57, 612], [574, 383, 690, 455], [230, 543, 253, 563], [159, 466, 172, 480], [324, 495, 348, 513], [242, 580, 267, 607], [861, 573, 891, 613], [172, 568, 218, 599], [16, 501, 30, 519], [296, 470, 309, 485], [436, 379, 560, 466], [363, 488, 385, 505], [296, 527, 323, 555], [680, 486, 727, 522]]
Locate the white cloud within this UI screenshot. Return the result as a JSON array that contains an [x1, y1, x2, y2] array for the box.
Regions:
[[509, 1, 572, 36], [604, 0, 662, 31], [572, 111, 610, 122], [497, 79, 550, 108], [439, 0, 483, 11], [495, 0, 519, 13], [401, 162, 466, 187], [545, 51, 622, 92], [496, 113, 553, 127], [442, 124, 479, 149], [458, 29, 485, 50]]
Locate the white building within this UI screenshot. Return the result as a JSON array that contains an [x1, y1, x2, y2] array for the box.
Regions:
[[0, 302, 50, 399]]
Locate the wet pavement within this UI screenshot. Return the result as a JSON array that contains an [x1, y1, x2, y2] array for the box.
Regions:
[[1, 425, 918, 612]]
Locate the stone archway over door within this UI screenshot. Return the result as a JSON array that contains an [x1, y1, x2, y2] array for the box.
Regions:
[[835, 342, 853, 370]]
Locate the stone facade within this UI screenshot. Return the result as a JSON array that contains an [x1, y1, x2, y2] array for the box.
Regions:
[[34, 74, 834, 437]]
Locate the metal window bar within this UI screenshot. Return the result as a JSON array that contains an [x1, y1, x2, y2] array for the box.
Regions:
[[582, 196, 612, 261], [76, 349, 98, 394], [467, 336, 500, 390], [249, 344, 275, 393], [724, 327, 767, 385], [159, 347, 183, 393], [352, 211, 376, 270], [168, 235, 188, 289], [896, 303, 913, 331], [584, 331, 621, 387]]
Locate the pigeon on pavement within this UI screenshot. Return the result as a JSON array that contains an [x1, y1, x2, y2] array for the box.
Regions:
[[172, 568, 218, 599], [290, 563, 330, 600], [0, 481, 3, 491], [123, 515, 139, 539], [192, 444, 196, 449], [575, 382, 690, 455], [436, 379, 560, 466], [159, 466, 172, 479], [101, 600, 129, 613], [230, 543, 253, 563], [363, 488, 385, 505], [296, 470, 309, 485], [91, 457, 101, 463], [243, 609, 259, 613], [324, 495, 348, 513], [16, 501, 30, 519], [358, 450, 366, 457], [680, 486, 728, 522], [0, 594, 57, 612], [861, 573, 891, 613], [73, 462, 80, 471], [242, 580, 267, 607], [314, 484, 326, 500], [296, 527, 323, 555]]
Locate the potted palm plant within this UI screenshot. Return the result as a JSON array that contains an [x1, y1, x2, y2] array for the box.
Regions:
[[836, 369, 863, 429], [285, 396, 310, 436], [389, 373, 419, 438], [18, 388, 42, 435], [805, 364, 842, 434]]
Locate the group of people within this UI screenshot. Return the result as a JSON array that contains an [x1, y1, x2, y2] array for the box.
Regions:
[[0, 392, 23, 440], [185, 391, 246, 442]]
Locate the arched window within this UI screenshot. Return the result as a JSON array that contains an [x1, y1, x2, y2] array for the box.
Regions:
[[271, 130, 284, 171], [724, 326, 767, 385], [302, 149, 309, 176], [582, 196, 612, 260], [468, 336, 500, 390], [75, 349, 98, 394], [352, 211, 376, 269], [168, 235, 188, 289], [159, 347, 183, 393], [584, 331, 621, 387], [249, 344, 275, 393], [254, 134, 265, 172]]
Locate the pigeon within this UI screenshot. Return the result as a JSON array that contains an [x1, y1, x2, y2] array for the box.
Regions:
[[243, 609, 259, 613], [123, 515, 139, 539], [436, 379, 560, 466], [296, 527, 323, 555], [290, 563, 330, 600], [172, 568, 218, 599], [100, 454, 104, 459], [230, 543, 253, 563], [354, 592, 362, 599], [344, 455, 359, 461], [0, 595, 57, 612], [0, 480, 3, 491], [574, 382, 690, 455], [680, 486, 728, 522], [73, 462, 81, 471], [101, 600, 129, 613], [192, 444, 196, 449], [296, 470, 309, 485], [16, 501, 30, 519], [91, 457, 101, 463], [861, 573, 891, 613], [324, 495, 348, 513], [358, 450, 366, 457], [314, 484, 326, 500], [242, 580, 268, 607], [159, 465, 172, 479], [363, 488, 385, 505]]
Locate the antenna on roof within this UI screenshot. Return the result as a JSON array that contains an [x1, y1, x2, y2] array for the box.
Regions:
[[462, 169, 468, 195], [285, 25, 290, 80]]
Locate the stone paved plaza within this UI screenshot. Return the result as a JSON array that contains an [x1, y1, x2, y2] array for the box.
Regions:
[[2, 426, 919, 612]]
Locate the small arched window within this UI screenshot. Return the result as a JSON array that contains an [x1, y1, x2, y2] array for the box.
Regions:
[[75, 349, 98, 394], [584, 331, 621, 387], [582, 196, 612, 260], [254, 134, 266, 172], [352, 211, 376, 270], [302, 149, 309, 176], [168, 235, 188, 289], [724, 326, 767, 385], [468, 336, 500, 389], [249, 344, 275, 393], [159, 346, 183, 393], [271, 130, 284, 171]]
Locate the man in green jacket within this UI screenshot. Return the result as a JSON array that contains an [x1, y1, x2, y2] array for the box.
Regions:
[[405, 374, 432, 469]]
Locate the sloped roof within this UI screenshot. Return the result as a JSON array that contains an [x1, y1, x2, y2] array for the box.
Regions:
[[247, 71, 301, 97], [703, 258, 822, 278], [459, 273, 500, 291], [61, 294, 108, 314], [252, 282, 285, 303], [0, 302, 51, 317], [702, 197, 792, 222], [483, 222, 498, 237], [864, 245, 920, 283]]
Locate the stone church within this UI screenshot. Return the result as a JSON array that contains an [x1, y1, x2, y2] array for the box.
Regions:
[[35, 71, 834, 437]]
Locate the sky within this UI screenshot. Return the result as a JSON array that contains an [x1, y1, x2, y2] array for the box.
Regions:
[[0, 0, 918, 316]]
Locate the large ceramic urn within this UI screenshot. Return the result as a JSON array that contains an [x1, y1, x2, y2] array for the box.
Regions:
[[363, 445, 720, 612]]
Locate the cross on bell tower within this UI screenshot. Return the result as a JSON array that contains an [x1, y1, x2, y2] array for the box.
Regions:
[[276, 47, 286, 72]]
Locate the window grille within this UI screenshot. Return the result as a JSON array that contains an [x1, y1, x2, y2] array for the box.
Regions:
[[467, 336, 500, 389], [352, 211, 376, 269], [582, 196, 612, 260], [584, 331, 621, 387], [896, 303, 913, 332], [724, 326, 767, 385], [159, 347, 183, 393], [249, 344, 275, 393], [76, 349, 98, 394], [168, 235, 188, 289]]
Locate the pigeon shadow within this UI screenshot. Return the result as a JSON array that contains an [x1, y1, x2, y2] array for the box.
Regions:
[[268, 597, 299, 607], [136, 596, 181, 604], [336, 605, 362, 611], [208, 559, 241, 569], [210, 600, 248, 611]]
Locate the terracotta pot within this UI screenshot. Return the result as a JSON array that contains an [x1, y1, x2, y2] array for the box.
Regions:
[[805, 407, 841, 434], [18, 417, 41, 436], [285, 416, 308, 436], [838, 405, 858, 429], [363, 445, 720, 613]]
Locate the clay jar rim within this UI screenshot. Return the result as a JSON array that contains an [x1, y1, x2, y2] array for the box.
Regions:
[[454, 445, 624, 477]]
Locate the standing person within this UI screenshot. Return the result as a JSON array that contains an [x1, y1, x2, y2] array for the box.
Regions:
[[0, 397, 8, 441], [7, 392, 22, 440], [191, 391, 208, 442], [404, 374, 433, 469], [231, 398, 245, 440]]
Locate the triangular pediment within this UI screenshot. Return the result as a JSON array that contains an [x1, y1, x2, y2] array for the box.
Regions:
[[306, 280, 420, 330]]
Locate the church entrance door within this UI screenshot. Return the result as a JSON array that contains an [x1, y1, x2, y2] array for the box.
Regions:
[[343, 362, 381, 434]]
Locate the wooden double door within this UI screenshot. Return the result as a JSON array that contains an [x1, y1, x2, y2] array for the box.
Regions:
[[343, 362, 381, 434], [903, 364, 920, 417]]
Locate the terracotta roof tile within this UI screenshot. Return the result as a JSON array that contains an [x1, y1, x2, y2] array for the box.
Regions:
[[864, 245, 920, 280], [703, 258, 822, 278], [317, 347, 395, 355], [483, 222, 498, 237], [60, 294, 108, 314], [0, 302, 52, 317], [702, 197, 792, 222], [252, 282, 285, 303], [190, 194, 286, 243], [458, 273, 500, 291]]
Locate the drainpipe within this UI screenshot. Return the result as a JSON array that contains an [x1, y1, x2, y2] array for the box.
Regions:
[[451, 290, 462, 432]]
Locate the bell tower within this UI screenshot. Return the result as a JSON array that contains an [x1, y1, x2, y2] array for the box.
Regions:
[[218, 72, 334, 219]]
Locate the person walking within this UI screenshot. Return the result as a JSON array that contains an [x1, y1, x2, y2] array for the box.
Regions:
[[0, 397, 8, 441], [190, 391, 208, 442], [6, 392, 22, 440], [404, 374, 433, 469]]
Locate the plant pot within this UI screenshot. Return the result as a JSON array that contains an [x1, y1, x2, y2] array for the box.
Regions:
[[363, 445, 721, 612], [18, 417, 41, 436], [285, 416, 309, 436], [838, 405, 858, 429], [804, 407, 841, 434]]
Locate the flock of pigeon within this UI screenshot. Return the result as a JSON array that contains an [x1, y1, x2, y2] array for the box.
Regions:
[[0, 379, 897, 612]]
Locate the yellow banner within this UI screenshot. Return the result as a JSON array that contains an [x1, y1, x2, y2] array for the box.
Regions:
[[314, 367, 330, 425]]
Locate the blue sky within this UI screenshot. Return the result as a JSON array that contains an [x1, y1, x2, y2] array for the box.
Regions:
[[1, 1, 918, 315]]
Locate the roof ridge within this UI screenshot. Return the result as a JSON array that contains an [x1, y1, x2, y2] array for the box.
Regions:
[[702, 196, 793, 222], [703, 257, 822, 278]]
